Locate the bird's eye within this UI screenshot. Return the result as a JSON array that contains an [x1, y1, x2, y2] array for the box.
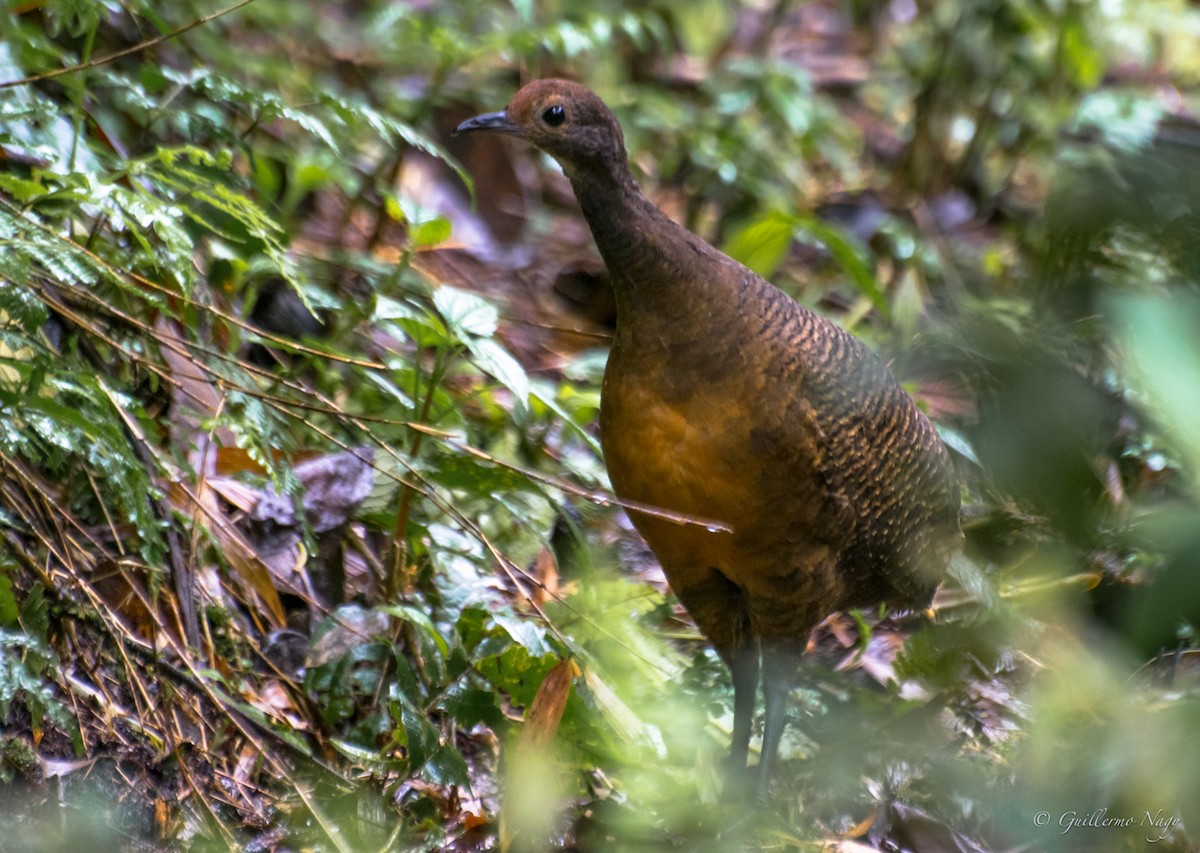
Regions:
[[542, 105, 566, 127]]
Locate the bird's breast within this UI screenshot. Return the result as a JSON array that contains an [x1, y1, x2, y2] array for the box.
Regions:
[[597, 340, 836, 595], [600, 371, 755, 525]]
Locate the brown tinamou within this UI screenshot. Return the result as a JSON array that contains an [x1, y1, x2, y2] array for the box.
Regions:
[[455, 79, 961, 795]]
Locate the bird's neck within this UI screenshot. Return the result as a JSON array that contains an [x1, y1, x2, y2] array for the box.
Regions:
[[567, 162, 723, 324]]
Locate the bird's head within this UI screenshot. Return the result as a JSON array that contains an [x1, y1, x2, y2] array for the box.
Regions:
[[454, 79, 628, 180]]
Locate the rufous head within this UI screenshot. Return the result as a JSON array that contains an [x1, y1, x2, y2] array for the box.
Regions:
[[454, 79, 628, 179]]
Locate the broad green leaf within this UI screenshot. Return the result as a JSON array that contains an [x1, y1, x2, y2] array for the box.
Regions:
[[799, 217, 889, 317], [464, 336, 530, 407], [722, 210, 795, 279], [413, 216, 452, 247], [0, 282, 48, 333], [427, 453, 533, 493], [433, 285, 498, 338], [0, 174, 45, 204], [425, 743, 470, 786]]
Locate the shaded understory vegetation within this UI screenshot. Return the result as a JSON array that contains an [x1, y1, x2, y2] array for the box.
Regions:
[[2, 1, 1200, 850]]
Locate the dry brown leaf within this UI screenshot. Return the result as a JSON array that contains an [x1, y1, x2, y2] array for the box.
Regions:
[[824, 612, 859, 649], [91, 558, 157, 638], [518, 657, 579, 750], [500, 657, 580, 853], [167, 478, 287, 627], [233, 743, 259, 786], [154, 797, 172, 841], [463, 811, 488, 831], [246, 679, 307, 730], [845, 804, 881, 839], [531, 545, 559, 606], [205, 476, 260, 513], [212, 446, 271, 477], [212, 524, 288, 627]]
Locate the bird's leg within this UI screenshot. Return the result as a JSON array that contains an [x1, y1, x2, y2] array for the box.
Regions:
[[725, 641, 758, 791], [756, 645, 793, 801], [676, 570, 757, 797]]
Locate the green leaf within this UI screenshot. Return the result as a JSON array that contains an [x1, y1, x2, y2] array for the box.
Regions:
[[0, 570, 18, 628], [531, 380, 603, 456], [427, 453, 533, 493], [393, 694, 439, 770], [799, 217, 889, 317], [463, 336, 530, 407], [936, 424, 980, 466], [1060, 16, 1105, 89], [383, 604, 450, 684], [373, 294, 422, 323], [19, 584, 48, 642], [413, 216, 452, 247], [0, 282, 49, 333], [0, 174, 46, 204], [0, 631, 79, 745], [722, 210, 795, 279], [425, 742, 470, 786], [444, 686, 503, 729], [491, 614, 553, 660], [433, 285, 498, 338]]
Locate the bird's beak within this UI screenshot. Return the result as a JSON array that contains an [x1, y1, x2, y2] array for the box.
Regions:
[[453, 110, 517, 136]]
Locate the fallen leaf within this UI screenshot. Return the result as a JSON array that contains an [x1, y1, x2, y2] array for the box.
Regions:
[[518, 657, 578, 750]]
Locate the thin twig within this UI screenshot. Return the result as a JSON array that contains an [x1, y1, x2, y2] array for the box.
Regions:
[[0, 0, 260, 89]]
